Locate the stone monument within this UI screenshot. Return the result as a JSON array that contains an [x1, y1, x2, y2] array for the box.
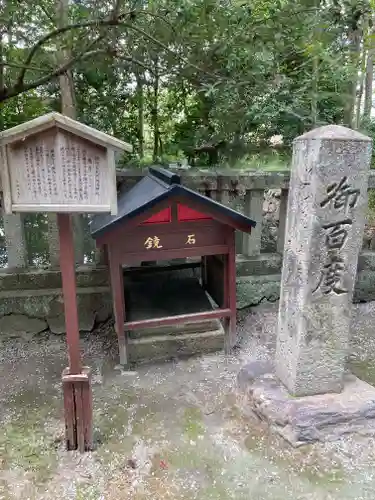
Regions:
[[276, 125, 371, 396], [238, 125, 375, 446]]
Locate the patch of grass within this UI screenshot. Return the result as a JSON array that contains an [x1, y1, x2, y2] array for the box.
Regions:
[[244, 433, 344, 489], [182, 407, 205, 440], [94, 404, 131, 441], [228, 152, 290, 171], [0, 418, 58, 483], [75, 483, 102, 500], [0, 392, 61, 484]]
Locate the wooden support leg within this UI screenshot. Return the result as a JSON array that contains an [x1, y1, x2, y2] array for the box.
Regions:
[[62, 367, 93, 452], [58, 213, 93, 452], [108, 248, 128, 367], [224, 231, 237, 354], [201, 256, 208, 289]]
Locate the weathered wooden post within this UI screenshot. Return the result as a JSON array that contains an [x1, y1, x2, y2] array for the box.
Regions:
[[0, 112, 132, 451]]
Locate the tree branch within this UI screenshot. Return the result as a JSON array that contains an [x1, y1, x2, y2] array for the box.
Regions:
[[1, 47, 114, 102], [2, 62, 51, 73], [38, 4, 55, 24], [123, 23, 217, 80], [2, 7, 215, 103], [16, 7, 179, 90], [116, 53, 155, 74], [112, 0, 123, 20], [16, 12, 134, 89]]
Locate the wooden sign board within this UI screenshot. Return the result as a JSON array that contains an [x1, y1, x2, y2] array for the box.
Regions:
[[0, 113, 132, 215]]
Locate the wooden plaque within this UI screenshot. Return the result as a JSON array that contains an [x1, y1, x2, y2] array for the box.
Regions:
[[0, 112, 132, 215]]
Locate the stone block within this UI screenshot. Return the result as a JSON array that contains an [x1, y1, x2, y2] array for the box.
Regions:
[[236, 275, 281, 309], [236, 253, 282, 276], [46, 291, 111, 334], [0, 266, 109, 291], [354, 270, 375, 302], [0, 292, 54, 318], [238, 363, 375, 447], [0, 314, 47, 338], [0, 287, 111, 334], [47, 309, 96, 334], [128, 325, 225, 364]]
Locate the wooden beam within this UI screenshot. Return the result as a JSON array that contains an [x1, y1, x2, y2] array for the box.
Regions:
[[123, 261, 200, 275], [124, 308, 231, 330], [117, 245, 229, 265]]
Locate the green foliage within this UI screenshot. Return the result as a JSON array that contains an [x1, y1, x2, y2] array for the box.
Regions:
[[0, 92, 52, 132], [0, 0, 374, 166]]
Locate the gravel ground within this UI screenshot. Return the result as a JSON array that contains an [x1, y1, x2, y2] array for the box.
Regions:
[[1, 302, 375, 499]]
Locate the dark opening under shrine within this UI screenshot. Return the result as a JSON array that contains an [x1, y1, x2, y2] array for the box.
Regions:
[[90, 166, 256, 366]]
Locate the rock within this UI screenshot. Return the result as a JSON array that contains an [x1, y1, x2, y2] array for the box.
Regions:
[[47, 309, 96, 334], [236, 275, 281, 309], [238, 370, 375, 447], [237, 360, 274, 391], [0, 314, 47, 338]]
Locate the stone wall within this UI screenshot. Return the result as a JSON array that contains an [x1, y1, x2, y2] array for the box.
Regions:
[[0, 266, 111, 338], [236, 250, 375, 309], [1, 249, 375, 338]]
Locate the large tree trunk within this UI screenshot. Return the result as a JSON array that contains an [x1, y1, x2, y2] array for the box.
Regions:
[[49, 0, 85, 266], [310, 0, 320, 128], [344, 28, 362, 128], [136, 73, 144, 158], [56, 0, 76, 120], [0, 33, 4, 102], [364, 24, 375, 122], [311, 54, 319, 127], [151, 62, 160, 162], [355, 45, 367, 129]]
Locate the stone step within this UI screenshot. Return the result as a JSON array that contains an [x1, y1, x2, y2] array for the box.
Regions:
[[128, 323, 225, 365]]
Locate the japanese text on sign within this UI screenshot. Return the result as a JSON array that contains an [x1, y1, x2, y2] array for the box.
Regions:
[[313, 176, 360, 295], [144, 236, 163, 250], [12, 135, 108, 207], [186, 234, 196, 245]]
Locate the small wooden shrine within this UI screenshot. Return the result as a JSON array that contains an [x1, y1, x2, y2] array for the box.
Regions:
[[91, 166, 256, 366]]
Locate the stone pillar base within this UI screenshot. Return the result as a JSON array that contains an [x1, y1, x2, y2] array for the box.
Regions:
[[237, 361, 375, 447]]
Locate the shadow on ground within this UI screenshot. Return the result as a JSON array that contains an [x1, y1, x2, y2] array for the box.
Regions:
[[1, 302, 375, 499]]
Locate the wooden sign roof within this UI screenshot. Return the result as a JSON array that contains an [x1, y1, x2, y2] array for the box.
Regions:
[[0, 113, 132, 215], [0, 112, 132, 152], [90, 166, 257, 238]]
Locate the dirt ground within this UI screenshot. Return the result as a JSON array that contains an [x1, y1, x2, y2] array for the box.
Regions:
[[2, 302, 375, 500]]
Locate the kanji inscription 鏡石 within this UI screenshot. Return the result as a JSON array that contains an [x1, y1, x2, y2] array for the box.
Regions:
[[314, 177, 360, 296]]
